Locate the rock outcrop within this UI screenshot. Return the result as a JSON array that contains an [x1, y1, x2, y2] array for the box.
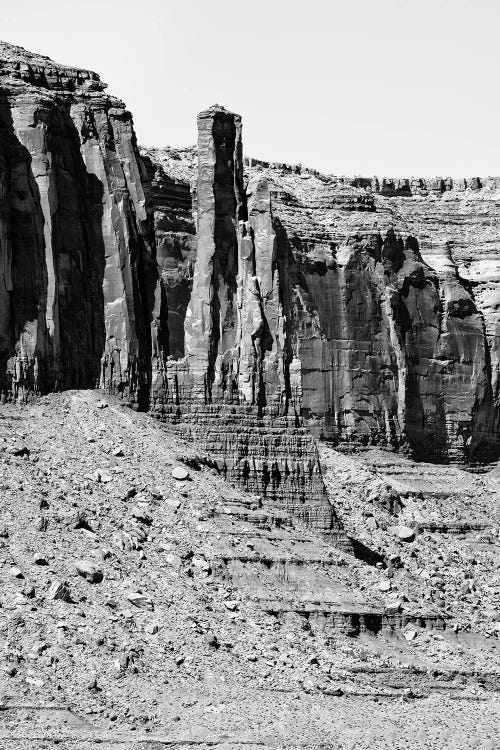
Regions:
[[147, 106, 342, 538], [0, 41, 156, 407], [145, 148, 500, 463]]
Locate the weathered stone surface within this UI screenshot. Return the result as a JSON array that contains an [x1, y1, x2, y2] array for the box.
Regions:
[[260, 169, 500, 461], [146, 145, 500, 463], [146, 106, 343, 539], [141, 146, 196, 364], [0, 41, 156, 406], [183, 105, 244, 402]]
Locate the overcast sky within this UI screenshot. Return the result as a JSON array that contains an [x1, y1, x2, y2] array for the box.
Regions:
[[3, 0, 499, 176]]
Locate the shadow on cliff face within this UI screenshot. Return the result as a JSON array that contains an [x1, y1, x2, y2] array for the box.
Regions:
[[140, 154, 196, 363], [387, 234, 499, 465], [272, 217, 297, 416], [0, 92, 106, 398], [0, 91, 51, 398], [207, 111, 242, 394], [50, 107, 106, 391]]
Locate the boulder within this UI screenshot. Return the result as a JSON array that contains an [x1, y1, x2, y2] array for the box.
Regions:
[[171, 467, 189, 481], [75, 560, 103, 584]]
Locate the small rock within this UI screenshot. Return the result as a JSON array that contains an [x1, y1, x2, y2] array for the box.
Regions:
[[165, 553, 183, 568], [404, 629, 417, 641], [75, 560, 103, 584], [172, 467, 189, 481], [122, 488, 138, 501], [192, 556, 210, 571], [395, 526, 415, 542], [33, 553, 48, 566], [224, 600, 239, 611], [47, 580, 72, 602], [10, 567, 24, 579], [324, 686, 344, 696], [204, 631, 218, 647], [9, 444, 29, 457], [112, 447, 124, 457], [145, 622, 159, 635], [164, 497, 181, 511], [131, 507, 152, 525], [36, 516, 48, 532], [379, 580, 391, 592], [127, 592, 154, 611], [87, 470, 113, 483]]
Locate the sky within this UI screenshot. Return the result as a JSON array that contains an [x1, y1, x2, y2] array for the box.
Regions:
[[2, 0, 499, 176]]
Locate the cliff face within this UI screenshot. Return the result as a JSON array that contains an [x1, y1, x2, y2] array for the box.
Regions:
[[266, 171, 499, 461], [1, 41, 499, 474], [143, 151, 500, 463], [0, 41, 156, 407]]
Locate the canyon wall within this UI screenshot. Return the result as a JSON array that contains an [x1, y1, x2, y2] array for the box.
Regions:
[[144, 154, 500, 464], [0, 41, 156, 407], [1, 41, 499, 473]]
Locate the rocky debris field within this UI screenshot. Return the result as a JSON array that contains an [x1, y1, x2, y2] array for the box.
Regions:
[[321, 445, 500, 638], [0, 390, 499, 748]]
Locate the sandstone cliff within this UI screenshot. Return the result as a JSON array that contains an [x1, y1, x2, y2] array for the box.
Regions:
[[143, 147, 500, 463], [0, 41, 156, 407]]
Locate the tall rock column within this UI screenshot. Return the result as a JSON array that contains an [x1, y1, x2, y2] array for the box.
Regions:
[[236, 175, 290, 410], [184, 105, 245, 402]]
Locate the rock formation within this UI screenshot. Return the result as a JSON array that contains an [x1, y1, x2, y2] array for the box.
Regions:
[[145, 148, 500, 463], [0, 41, 156, 407], [147, 106, 342, 539], [1, 40, 499, 490]]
